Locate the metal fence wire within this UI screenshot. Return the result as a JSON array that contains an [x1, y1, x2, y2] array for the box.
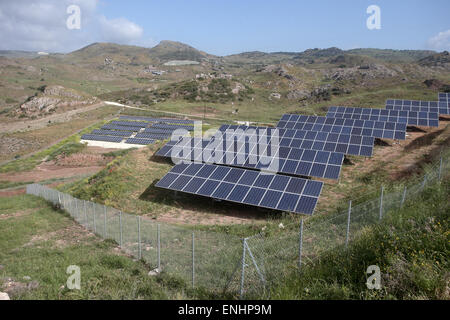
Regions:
[[26, 151, 449, 298]]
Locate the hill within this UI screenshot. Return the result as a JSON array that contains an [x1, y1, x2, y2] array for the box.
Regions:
[[147, 40, 215, 63]]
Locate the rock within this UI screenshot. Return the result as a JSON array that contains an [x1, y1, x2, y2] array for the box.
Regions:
[[0, 292, 10, 300], [287, 89, 310, 100], [0, 265, 4, 270], [148, 268, 160, 276], [23, 276, 31, 281], [269, 92, 281, 100]]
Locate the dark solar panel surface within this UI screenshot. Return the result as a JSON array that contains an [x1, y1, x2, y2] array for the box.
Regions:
[[326, 106, 439, 127], [155, 162, 323, 214], [276, 115, 406, 140]]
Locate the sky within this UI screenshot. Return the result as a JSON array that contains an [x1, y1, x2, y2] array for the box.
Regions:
[[0, 0, 449, 55]]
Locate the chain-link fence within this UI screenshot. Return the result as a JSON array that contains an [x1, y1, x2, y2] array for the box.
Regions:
[[26, 150, 449, 298]]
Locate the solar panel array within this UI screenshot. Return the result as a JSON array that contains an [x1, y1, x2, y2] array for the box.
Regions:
[[82, 116, 196, 145], [155, 162, 323, 214], [217, 124, 374, 157], [155, 137, 344, 180], [81, 134, 124, 143], [276, 115, 406, 140], [125, 138, 156, 145], [135, 132, 172, 140], [110, 120, 149, 128], [119, 115, 195, 125], [438, 92, 450, 104], [327, 106, 439, 127], [91, 129, 133, 137]]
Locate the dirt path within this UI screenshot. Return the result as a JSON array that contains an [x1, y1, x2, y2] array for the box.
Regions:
[[0, 102, 106, 134]]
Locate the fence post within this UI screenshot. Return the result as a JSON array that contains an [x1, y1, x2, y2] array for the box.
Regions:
[[192, 232, 195, 288], [421, 175, 427, 190], [345, 200, 352, 248], [119, 211, 123, 247], [239, 237, 247, 299], [379, 186, 384, 221], [83, 200, 87, 226], [401, 186, 407, 208], [157, 224, 161, 271], [104, 206, 107, 238], [298, 219, 304, 270], [138, 216, 142, 260], [75, 199, 78, 221], [439, 155, 442, 181], [93, 203, 97, 234]]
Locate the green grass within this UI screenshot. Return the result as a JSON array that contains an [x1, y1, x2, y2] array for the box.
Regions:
[[0, 194, 202, 299], [265, 178, 450, 300]]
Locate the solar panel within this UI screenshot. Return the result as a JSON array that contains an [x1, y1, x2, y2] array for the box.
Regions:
[[119, 115, 195, 125], [277, 115, 406, 140], [151, 123, 194, 131], [143, 127, 180, 135], [326, 106, 439, 127], [81, 134, 124, 143], [110, 120, 149, 128], [135, 132, 171, 140], [155, 137, 344, 180], [217, 124, 374, 157], [125, 138, 156, 145], [101, 124, 142, 132], [438, 93, 450, 115], [91, 129, 133, 137], [385, 99, 449, 115], [155, 162, 323, 215]]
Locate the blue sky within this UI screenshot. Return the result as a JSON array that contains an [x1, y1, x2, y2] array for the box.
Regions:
[[96, 0, 450, 55], [0, 0, 449, 53]]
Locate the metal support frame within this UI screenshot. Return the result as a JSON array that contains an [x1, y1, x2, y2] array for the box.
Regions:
[[439, 155, 442, 181], [93, 202, 96, 234], [83, 200, 87, 225]]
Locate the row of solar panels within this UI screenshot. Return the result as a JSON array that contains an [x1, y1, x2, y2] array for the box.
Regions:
[[119, 115, 196, 125], [81, 116, 197, 145], [81, 134, 156, 145], [153, 92, 449, 215], [155, 162, 322, 214]]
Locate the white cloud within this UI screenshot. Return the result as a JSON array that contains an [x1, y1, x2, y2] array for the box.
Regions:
[[0, 0, 150, 52], [427, 30, 450, 51]]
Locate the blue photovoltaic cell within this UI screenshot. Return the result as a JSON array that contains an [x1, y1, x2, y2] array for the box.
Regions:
[[276, 115, 406, 140], [101, 124, 142, 132], [91, 129, 133, 137], [119, 115, 195, 124], [124, 138, 155, 145], [155, 162, 323, 214], [110, 120, 149, 128], [437, 93, 450, 115], [326, 106, 439, 127], [385, 99, 449, 115], [155, 136, 344, 180], [81, 134, 124, 143], [217, 124, 373, 157]]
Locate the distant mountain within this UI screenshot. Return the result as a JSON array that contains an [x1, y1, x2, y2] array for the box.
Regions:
[[68, 42, 149, 59], [148, 40, 214, 62], [347, 48, 436, 63], [0, 50, 48, 58]]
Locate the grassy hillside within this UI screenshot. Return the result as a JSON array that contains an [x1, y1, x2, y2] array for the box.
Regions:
[[265, 178, 449, 300], [0, 194, 195, 299]]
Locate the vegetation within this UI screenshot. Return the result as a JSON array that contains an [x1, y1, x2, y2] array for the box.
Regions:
[[265, 178, 449, 300]]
